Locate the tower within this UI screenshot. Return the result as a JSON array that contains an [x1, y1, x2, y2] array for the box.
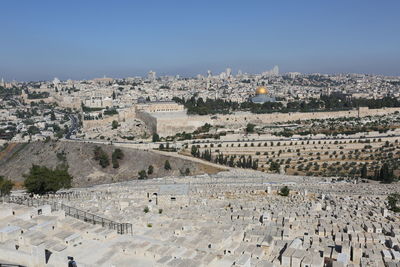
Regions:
[[226, 68, 232, 78], [148, 71, 156, 81]]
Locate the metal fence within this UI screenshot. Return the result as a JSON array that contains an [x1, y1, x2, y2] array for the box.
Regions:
[[5, 196, 133, 235]]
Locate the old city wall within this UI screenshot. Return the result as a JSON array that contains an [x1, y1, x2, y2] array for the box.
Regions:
[[82, 107, 136, 129], [118, 106, 136, 121], [211, 107, 400, 127], [83, 114, 119, 129], [82, 106, 400, 135], [153, 107, 400, 136], [156, 116, 205, 136], [136, 111, 157, 133]]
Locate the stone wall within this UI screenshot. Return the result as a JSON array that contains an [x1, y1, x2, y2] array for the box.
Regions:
[[82, 114, 119, 129], [155, 116, 205, 136], [153, 107, 400, 136], [136, 110, 158, 133], [83, 106, 400, 136], [82, 107, 136, 130]]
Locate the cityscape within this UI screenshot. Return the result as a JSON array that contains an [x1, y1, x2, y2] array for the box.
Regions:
[[1, 1, 400, 267]]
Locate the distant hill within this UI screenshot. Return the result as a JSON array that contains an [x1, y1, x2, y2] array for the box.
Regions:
[[0, 141, 221, 187]]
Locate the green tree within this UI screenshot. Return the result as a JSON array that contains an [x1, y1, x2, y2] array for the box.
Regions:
[[184, 168, 190, 176], [0, 176, 13, 196], [50, 111, 56, 121], [112, 148, 124, 160], [28, 125, 40, 135], [152, 133, 160, 142], [94, 146, 110, 168], [164, 160, 171, 170], [112, 120, 119, 129], [99, 153, 110, 168], [279, 186, 290, 197], [138, 170, 147, 180], [111, 148, 124, 168], [360, 164, 368, 178], [387, 193, 400, 212], [191, 145, 198, 156], [379, 163, 395, 183], [24, 165, 72, 195], [112, 159, 119, 168], [246, 123, 256, 133], [148, 165, 154, 175], [269, 161, 280, 173]]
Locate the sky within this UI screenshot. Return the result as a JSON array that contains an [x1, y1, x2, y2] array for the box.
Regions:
[[1, 0, 400, 81]]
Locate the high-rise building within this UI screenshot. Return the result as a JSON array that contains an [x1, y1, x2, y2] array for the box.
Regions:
[[148, 70, 156, 81], [272, 65, 279, 76], [263, 65, 279, 76], [226, 68, 232, 78]]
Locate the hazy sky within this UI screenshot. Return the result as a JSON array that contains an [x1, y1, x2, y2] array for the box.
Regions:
[[1, 0, 400, 81]]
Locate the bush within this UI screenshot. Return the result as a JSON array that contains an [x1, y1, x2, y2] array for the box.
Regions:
[[279, 186, 290, 197], [152, 133, 160, 142], [112, 120, 119, 129], [269, 161, 280, 173], [185, 168, 190, 176], [158, 208, 163, 214], [148, 165, 154, 175], [388, 193, 400, 212], [143, 206, 149, 213], [111, 148, 124, 168], [138, 170, 148, 180], [0, 176, 13, 196], [24, 165, 72, 195], [164, 160, 171, 170], [94, 146, 110, 168], [246, 123, 255, 133]]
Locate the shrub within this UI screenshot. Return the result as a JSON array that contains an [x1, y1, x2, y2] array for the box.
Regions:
[[148, 165, 154, 175], [112, 120, 119, 129], [24, 165, 72, 195], [138, 170, 148, 180], [279, 186, 290, 197], [388, 193, 400, 212], [0, 176, 13, 196], [152, 133, 160, 142], [164, 160, 171, 170]]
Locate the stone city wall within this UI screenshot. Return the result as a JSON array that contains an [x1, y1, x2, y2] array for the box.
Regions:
[[136, 110, 158, 133], [154, 107, 400, 136], [211, 107, 400, 127], [83, 114, 119, 129], [154, 116, 206, 136], [82, 107, 136, 129]]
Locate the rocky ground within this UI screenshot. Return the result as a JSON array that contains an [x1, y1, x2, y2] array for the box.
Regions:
[[0, 141, 222, 187]]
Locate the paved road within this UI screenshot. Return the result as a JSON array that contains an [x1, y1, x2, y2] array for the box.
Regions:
[[65, 114, 79, 140]]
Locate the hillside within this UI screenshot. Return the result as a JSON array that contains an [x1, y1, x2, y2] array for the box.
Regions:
[[0, 141, 222, 187]]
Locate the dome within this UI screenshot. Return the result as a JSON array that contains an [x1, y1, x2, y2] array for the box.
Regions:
[[255, 86, 268, 95]]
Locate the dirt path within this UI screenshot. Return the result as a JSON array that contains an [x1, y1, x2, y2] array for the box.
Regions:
[[151, 149, 230, 172]]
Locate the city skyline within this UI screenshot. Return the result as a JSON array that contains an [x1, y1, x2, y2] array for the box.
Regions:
[[1, 0, 400, 81]]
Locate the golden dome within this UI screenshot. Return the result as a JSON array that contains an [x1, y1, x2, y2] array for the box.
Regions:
[[255, 86, 268, 95]]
